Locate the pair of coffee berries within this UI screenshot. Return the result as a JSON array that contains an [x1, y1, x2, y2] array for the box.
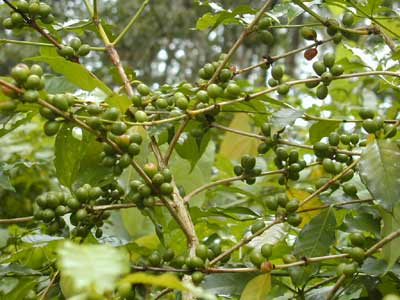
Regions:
[[264, 195, 302, 226], [233, 155, 261, 185], [57, 37, 91, 58], [146, 248, 175, 267], [3, 0, 54, 30], [206, 80, 241, 100], [257, 16, 275, 47]]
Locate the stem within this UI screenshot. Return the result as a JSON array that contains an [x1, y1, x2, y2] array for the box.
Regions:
[[188, 71, 400, 117], [113, 0, 150, 45], [0, 39, 105, 51], [297, 198, 374, 213], [365, 227, 400, 256], [88, 3, 199, 255], [163, 117, 190, 166], [304, 276, 339, 293], [299, 159, 359, 207], [208, 218, 284, 266], [183, 169, 285, 203], [293, 0, 369, 35], [235, 38, 334, 75], [39, 270, 59, 300], [184, 176, 243, 202], [293, 0, 326, 24], [207, 0, 273, 85], [347, 0, 399, 38], [210, 122, 362, 157], [326, 275, 346, 300], [0, 216, 34, 224]]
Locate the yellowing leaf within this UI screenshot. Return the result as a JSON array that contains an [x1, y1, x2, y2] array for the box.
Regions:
[[219, 113, 258, 159], [122, 273, 187, 291], [287, 189, 322, 228], [240, 273, 271, 300], [57, 242, 129, 295]]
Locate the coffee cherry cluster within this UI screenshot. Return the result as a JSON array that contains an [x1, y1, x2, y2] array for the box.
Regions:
[[6, 63, 45, 104], [307, 52, 344, 99], [197, 54, 242, 100], [33, 184, 115, 237], [129, 85, 181, 122], [139, 242, 226, 286], [264, 194, 302, 226], [257, 16, 274, 47], [57, 37, 91, 58], [99, 132, 143, 176], [33, 191, 69, 234], [128, 163, 173, 208], [2, 0, 54, 30], [233, 154, 261, 185], [277, 147, 306, 184], [70, 183, 118, 238]]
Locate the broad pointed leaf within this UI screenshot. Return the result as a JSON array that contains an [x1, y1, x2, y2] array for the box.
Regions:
[[359, 140, 400, 211]]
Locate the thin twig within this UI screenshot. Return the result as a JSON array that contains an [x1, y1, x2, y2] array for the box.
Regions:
[[207, 0, 274, 84], [208, 218, 283, 266], [113, 0, 150, 45], [326, 275, 346, 300], [235, 37, 334, 75], [299, 159, 359, 207], [164, 117, 190, 166], [39, 270, 59, 300], [189, 71, 400, 117], [0, 216, 34, 224]]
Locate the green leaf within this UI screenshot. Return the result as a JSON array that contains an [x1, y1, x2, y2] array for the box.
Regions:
[[380, 206, 400, 271], [0, 171, 14, 192], [294, 207, 337, 257], [0, 263, 41, 276], [55, 124, 111, 189], [25, 56, 112, 95], [122, 272, 187, 290], [44, 75, 78, 94], [309, 121, 339, 143], [240, 274, 271, 300], [57, 242, 129, 295], [196, 12, 220, 30], [174, 124, 212, 170], [0, 112, 34, 138], [201, 273, 257, 297], [170, 141, 215, 204], [271, 108, 303, 128], [359, 140, 400, 211], [106, 93, 131, 112]]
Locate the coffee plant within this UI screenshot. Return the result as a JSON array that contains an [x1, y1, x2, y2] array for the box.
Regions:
[[0, 0, 399, 299]]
